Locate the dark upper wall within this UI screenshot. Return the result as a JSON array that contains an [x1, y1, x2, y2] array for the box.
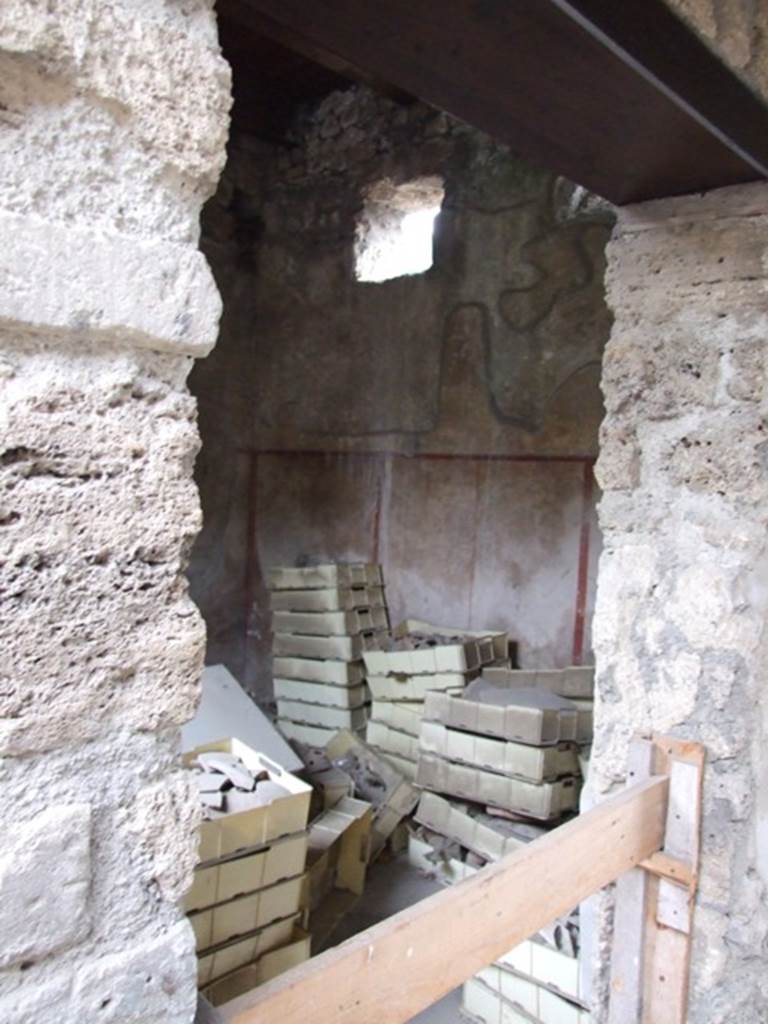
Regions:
[[188, 86, 614, 698]]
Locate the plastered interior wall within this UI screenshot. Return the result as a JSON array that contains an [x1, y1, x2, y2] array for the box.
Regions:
[[0, 3, 230, 1021], [589, 184, 768, 1023], [188, 87, 614, 699]]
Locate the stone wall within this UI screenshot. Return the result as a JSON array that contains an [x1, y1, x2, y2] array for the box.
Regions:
[[667, 0, 768, 100], [189, 87, 613, 697], [0, 4, 230, 1021], [590, 183, 768, 1022]]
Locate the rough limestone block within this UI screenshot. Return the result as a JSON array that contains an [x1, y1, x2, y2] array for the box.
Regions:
[[71, 920, 198, 1024], [0, 214, 222, 355], [0, 344, 207, 756], [0, 803, 91, 967]]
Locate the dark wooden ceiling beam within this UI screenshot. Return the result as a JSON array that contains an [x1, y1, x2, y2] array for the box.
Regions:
[[229, 0, 768, 204]]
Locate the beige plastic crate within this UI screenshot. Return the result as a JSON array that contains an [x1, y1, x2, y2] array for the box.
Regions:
[[498, 938, 584, 1003], [190, 874, 305, 951], [369, 699, 424, 736], [366, 720, 421, 762], [416, 753, 579, 821], [272, 656, 365, 686], [406, 832, 475, 885], [198, 921, 307, 991], [186, 832, 308, 913], [423, 688, 578, 746], [465, 973, 589, 1024], [367, 671, 469, 701], [363, 640, 482, 676], [414, 792, 527, 863], [273, 631, 385, 662], [270, 585, 386, 612], [402, 619, 509, 662], [276, 699, 368, 731], [325, 730, 419, 853], [376, 749, 418, 782], [462, 976, 533, 1024], [277, 719, 343, 747], [274, 677, 369, 708], [183, 739, 312, 864], [419, 721, 580, 782], [482, 666, 594, 701], [272, 607, 389, 637], [268, 563, 382, 590], [303, 796, 373, 910]]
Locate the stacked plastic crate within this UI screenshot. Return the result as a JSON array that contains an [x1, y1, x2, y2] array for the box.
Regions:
[[183, 739, 313, 1007], [268, 563, 390, 746], [362, 620, 509, 781], [408, 665, 594, 1024]]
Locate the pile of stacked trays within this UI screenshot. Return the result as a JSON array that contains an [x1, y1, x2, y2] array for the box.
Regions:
[[267, 562, 390, 747], [362, 619, 510, 782], [409, 664, 594, 1024], [183, 739, 313, 1007]]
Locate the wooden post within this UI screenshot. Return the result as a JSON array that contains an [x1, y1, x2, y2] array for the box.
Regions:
[[221, 775, 668, 1024], [608, 735, 705, 1024]]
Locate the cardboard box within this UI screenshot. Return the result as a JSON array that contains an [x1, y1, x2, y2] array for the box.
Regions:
[[272, 607, 389, 637], [272, 656, 365, 686], [189, 873, 305, 951], [273, 632, 375, 662], [419, 722, 580, 782], [423, 687, 578, 746], [186, 832, 308, 913], [414, 792, 528, 862], [196, 913, 301, 986], [366, 720, 421, 762], [303, 796, 373, 910], [482, 666, 594, 700], [274, 677, 369, 708], [367, 672, 468, 702], [325, 730, 419, 854], [416, 753, 579, 821], [370, 699, 424, 736], [276, 699, 368, 731], [183, 739, 312, 863], [268, 563, 382, 590], [270, 585, 386, 612]]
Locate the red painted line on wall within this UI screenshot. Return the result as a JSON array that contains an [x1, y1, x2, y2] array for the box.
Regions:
[[571, 460, 595, 666]]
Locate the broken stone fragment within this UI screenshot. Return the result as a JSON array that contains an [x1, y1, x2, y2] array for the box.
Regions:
[[195, 752, 256, 791], [194, 770, 231, 793]]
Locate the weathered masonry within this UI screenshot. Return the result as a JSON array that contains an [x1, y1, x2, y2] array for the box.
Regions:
[[2, 2, 768, 1023]]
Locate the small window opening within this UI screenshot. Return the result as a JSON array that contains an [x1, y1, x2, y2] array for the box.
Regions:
[[354, 175, 444, 283]]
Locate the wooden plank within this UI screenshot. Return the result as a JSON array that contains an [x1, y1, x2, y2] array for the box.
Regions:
[[221, 776, 668, 1024], [607, 738, 655, 1023], [231, 0, 768, 204], [642, 737, 705, 1024]]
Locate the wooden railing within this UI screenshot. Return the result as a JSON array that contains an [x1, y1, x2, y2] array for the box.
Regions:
[[220, 735, 703, 1024]]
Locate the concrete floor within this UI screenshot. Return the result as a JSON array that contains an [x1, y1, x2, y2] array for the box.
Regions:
[[327, 853, 465, 1024]]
